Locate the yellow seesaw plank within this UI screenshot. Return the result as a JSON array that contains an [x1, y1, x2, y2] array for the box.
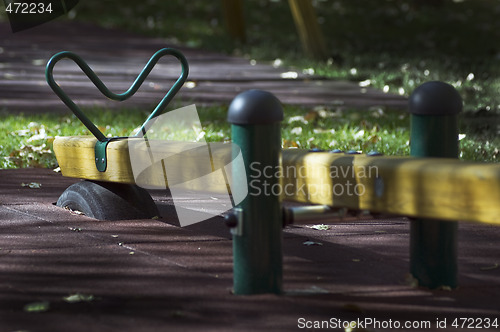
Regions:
[[53, 136, 134, 184], [53, 136, 233, 192], [54, 136, 500, 225], [281, 149, 500, 225]]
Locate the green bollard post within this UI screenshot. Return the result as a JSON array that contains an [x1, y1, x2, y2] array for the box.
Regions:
[[408, 81, 462, 288], [227, 90, 284, 294]]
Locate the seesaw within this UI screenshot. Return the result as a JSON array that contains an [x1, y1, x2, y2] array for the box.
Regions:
[[47, 48, 231, 220]]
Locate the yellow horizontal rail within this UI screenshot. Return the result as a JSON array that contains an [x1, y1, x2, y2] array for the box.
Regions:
[[281, 149, 500, 225], [54, 136, 500, 225]]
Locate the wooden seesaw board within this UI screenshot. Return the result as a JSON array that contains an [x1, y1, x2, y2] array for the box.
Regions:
[[54, 136, 500, 225]]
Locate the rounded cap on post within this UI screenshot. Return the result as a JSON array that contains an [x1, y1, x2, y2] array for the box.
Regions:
[[227, 90, 284, 125], [409, 81, 463, 116]]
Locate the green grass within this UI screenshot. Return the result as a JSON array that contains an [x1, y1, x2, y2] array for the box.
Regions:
[[0, 109, 148, 168], [2, 105, 499, 169], [1, 0, 499, 168]]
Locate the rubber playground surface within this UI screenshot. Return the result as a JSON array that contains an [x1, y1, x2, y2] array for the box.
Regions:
[[0, 21, 406, 112], [1, 168, 500, 332], [1, 22, 500, 331]]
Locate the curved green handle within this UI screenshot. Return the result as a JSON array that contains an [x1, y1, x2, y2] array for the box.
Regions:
[[45, 48, 189, 142]]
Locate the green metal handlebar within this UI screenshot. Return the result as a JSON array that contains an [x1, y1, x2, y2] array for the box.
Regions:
[[45, 48, 189, 142]]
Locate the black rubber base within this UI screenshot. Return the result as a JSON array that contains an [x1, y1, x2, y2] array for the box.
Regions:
[[56, 180, 159, 220]]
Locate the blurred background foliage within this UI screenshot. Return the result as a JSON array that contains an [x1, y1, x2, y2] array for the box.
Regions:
[[64, 0, 500, 114]]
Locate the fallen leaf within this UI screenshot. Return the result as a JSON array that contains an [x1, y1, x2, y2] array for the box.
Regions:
[[480, 263, 499, 271], [63, 293, 94, 303], [353, 129, 365, 140], [404, 273, 419, 288], [184, 81, 197, 89], [304, 110, 319, 122], [309, 224, 330, 231], [288, 285, 329, 295], [27, 126, 49, 142], [280, 71, 298, 79], [282, 139, 299, 148], [367, 134, 380, 144], [63, 206, 85, 216], [21, 182, 42, 189], [303, 240, 323, 246], [31, 59, 45, 66], [358, 79, 371, 87], [302, 67, 314, 75], [13, 129, 30, 136], [288, 115, 308, 124], [272, 58, 283, 68], [24, 301, 50, 313]]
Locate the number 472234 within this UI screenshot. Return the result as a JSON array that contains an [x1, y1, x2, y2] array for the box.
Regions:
[[5, 2, 53, 14], [452, 318, 498, 329]]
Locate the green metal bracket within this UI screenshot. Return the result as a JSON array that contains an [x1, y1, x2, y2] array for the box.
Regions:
[[94, 140, 110, 172], [45, 48, 189, 172]]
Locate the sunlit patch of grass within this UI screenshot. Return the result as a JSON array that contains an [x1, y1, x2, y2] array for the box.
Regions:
[[0, 108, 148, 169], [1, 104, 499, 169], [281, 106, 411, 155]]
